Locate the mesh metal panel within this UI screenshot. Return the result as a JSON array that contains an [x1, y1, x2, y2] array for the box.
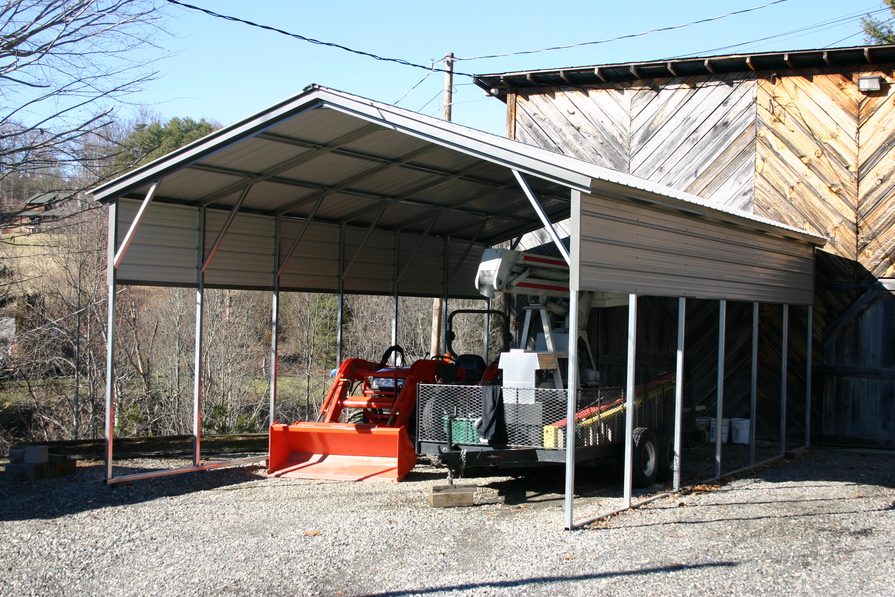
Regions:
[[418, 380, 683, 451]]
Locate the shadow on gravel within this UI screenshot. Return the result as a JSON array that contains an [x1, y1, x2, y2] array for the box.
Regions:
[[610, 503, 893, 532], [483, 463, 658, 506], [363, 562, 738, 596], [0, 461, 267, 522], [708, 450, 895, 491]]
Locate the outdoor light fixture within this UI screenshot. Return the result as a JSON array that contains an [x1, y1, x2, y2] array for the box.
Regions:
[[858, 75, 883, 93]]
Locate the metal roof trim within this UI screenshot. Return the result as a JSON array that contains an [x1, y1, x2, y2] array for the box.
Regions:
[[474, 44, 895, 91]]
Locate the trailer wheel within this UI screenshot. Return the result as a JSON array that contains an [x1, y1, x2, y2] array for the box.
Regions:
[[632, 427, 658, 488], [655, 425, 674, 482]]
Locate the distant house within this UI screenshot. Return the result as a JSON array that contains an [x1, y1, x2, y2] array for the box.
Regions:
[[1, 190, 73, 234], [0, 316, 15, 374], [475, 44, 895, 446]]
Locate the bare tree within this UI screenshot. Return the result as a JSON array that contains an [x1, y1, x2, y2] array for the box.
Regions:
[[0, 0, 166, 216]]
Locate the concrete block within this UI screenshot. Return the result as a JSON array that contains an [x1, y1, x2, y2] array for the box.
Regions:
[[429, 484, 476, 508], [49, 454, 77, 476], [9, 446, 25, 464], [24, 446, 49, 464], [5, 462, 55, 481]]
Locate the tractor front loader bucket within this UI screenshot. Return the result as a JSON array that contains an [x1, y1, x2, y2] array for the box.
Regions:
[[268, 421, 416, 482]]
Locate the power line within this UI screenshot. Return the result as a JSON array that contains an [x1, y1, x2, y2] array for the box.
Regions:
[[456, 0, 796, 61], [165, 0, 476, 78], [394, 58, 445, 106], [674, 6, 887, 58]]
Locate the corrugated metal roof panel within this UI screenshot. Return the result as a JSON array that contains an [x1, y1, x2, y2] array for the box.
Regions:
[[201, 136, 310, 173], [240, 180, 318, 213], [268, 106, 379, 145], [574, 193, 816, 304], [203, 211, 276, 288], [340, 126, 433, 157], [116, 199, 200, 286], [277, 151, 380, 186], [353, 167, 446, 198], [154, 168, 245, 202]]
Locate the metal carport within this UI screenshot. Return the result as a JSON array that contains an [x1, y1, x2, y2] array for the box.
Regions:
[[91, 85, 825, 528]]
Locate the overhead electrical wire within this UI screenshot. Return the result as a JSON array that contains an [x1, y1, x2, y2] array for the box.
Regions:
[[164, 0, 475, 77], [672, 6, 887, 58], [455, 0, 796, 61], [166, 0, 812, 81], [394, 58, 445, 105]]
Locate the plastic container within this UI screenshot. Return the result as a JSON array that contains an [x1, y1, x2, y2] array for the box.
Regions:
[[731, 418, 751, 444], [696, 417, 713, 443], [710, 418, 731, 443]]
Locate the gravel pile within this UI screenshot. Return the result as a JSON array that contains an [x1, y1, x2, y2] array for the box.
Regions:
[[1, 449, 893, 596]]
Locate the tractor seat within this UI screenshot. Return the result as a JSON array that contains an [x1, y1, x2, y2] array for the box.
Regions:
[[456, 354, 488, 382]]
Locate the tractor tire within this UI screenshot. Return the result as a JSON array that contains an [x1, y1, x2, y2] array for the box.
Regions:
[[655, 425, 675, 483], [632, 427, 659, 488], [342, 409, 367, 424]]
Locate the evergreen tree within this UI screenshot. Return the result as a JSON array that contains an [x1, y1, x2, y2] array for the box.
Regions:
[[863, 0, 895, 44]]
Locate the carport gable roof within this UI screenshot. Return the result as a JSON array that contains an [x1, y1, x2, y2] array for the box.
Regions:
[[92, 85, 824, 302], [92, 85, 822, 245]]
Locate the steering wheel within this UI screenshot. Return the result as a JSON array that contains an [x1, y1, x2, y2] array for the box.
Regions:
[[378, 345, 406, 369], [429, 353, 456, 364]]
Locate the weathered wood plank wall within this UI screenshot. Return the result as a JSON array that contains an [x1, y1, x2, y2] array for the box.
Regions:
[[507, 65, 895, 445], [511, 76, 757, 211]]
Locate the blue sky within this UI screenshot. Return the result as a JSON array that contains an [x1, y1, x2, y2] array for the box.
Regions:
[[133, 0, 885, 135]]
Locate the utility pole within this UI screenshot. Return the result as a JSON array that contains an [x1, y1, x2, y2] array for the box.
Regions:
[[430, 52, 453, 358]]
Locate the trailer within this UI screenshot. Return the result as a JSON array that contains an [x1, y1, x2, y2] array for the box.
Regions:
[[416, 374, 692, 487]]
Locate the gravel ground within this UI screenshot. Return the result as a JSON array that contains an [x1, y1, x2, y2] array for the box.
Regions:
[[1, 448, 893, 596]]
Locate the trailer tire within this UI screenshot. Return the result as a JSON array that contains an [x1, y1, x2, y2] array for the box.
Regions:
[[632, 427, 659, 488], [655, 425, 674, 482]]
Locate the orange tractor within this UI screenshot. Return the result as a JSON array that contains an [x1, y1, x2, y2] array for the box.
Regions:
[[268, 312, 507, 481]]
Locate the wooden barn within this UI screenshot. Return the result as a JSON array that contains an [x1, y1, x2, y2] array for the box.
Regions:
[[474, 44, 895, 447]]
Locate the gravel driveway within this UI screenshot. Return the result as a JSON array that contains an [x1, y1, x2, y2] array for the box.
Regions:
[[1, 448, 893, 596]]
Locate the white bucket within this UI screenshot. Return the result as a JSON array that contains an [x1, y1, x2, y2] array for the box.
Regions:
[[710, 418, 731, 443], [696, 417, 712, 443], [731, 418, 751, 444]]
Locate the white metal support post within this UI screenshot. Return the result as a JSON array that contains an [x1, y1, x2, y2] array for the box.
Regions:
[[750, 302, 759, 465], [104, 202, 118, 480], [392, 232, 400, 349], [563, 289, 580, 530], [336, 224, 345, 366], [484, 299, 491, 359], [270, 216, 280, 427], [193, 208, 206, 467], [805, 305, 813, 447], [623, 294, 638, 508], [440, 236, 449, 355], [103, 194, 266, 484], [673, 297, 686, 491], [715, 300, 727, 479], [780, 304, 789, 456]]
